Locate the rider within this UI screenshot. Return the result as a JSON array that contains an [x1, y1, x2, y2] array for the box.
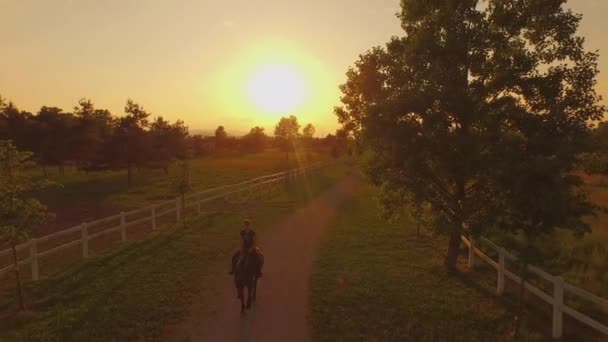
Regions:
[[230, 219, 262, 277]]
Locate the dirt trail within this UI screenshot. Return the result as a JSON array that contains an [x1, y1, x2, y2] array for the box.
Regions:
[[163, 175, 360, 342]]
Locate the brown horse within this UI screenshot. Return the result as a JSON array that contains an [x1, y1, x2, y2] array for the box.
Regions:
[[232, 248, 264, 313]]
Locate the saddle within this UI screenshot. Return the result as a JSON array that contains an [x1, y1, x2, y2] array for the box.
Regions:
[[232, 246, 263, 278]]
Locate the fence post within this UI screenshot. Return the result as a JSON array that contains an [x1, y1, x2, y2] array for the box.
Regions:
[[197, 199, 202, 214], [497, 247, 505, 295], [120, 212, 126, 242], [176, 198, 181, 222], [552, 276, 564, 339], [468, 235, 475, 269], [30, 239, 39, 281], [81, 223, 89, 258], [151, 206, 157, 231]]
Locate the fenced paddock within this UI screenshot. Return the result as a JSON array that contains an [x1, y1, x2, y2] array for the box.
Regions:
[[0, 163, 323, 285], [463, 235, 608, 339]]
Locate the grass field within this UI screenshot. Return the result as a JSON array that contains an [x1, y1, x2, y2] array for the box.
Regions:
[[488, 173, 608, 300], [30, 148, 330, 235], [555, 173, 608, 297], [309, 183, 543, 341], [0, 162, 348, 341]]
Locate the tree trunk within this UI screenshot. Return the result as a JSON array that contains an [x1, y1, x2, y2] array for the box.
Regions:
[[127, 162, 133, 187], [11, 243, 25, 311], [444, 228, 461, 272], [181, 193, 186, 227]]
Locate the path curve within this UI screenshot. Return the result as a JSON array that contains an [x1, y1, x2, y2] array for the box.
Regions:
[[163, 175, 360, 342]]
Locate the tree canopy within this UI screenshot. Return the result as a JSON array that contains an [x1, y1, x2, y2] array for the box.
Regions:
[[303, 123, 316, 139], [0, 140, 54, 310], [242, 126, 268, 153], [274, 115, 301, 157], [335, 0, 605, 270]]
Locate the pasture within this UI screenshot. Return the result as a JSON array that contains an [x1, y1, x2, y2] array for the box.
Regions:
[[310, 183, 548, 341], [0, 162, 349, 341], [30, 148, 330, 236], [489, 173, 608, 299]]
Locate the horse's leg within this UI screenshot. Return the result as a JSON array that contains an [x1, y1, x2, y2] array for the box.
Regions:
[[246, 283, 252, 309], [239, 287, 245, 314], [252, 277, 257, 302]]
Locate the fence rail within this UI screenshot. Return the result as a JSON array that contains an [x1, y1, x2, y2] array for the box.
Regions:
[[462, 235, 608, 339], [0, 163, 323, 283]]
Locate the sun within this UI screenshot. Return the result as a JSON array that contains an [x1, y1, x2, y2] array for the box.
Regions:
[[247, 63, 307, 115]]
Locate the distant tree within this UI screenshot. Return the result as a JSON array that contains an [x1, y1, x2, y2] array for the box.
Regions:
[[33, 107, 77, 175], [242, 126, 267, 153], [110, 99, 150, 186], [149, 117, 189, 173], [215, 126, 228, 149], [324, 133, 336, 148], [581, 122, 608, 175], [188, 134, 208, 158], [170, 120, 189, 159], [0, 96, 6, 140], [302, 124, 316, 157], [274, 115, 300, 161], [0, 141, 54, 310], [0, 101, 35, 152], [334, 128, 351, 158], [73, 99, 114, 172], [302, 123, 316, 139], [149, 117, 173, 173], [336, 0, 604, 271]]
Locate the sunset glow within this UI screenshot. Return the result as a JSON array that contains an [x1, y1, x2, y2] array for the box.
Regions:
[[247, 63, 307, 116], [0, 0, 605, 135]]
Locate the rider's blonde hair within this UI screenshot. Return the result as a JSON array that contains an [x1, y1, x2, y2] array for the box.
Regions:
[[243, 219, 251, 226]]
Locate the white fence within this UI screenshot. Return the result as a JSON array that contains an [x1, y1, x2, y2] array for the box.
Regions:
[[0, 163, 323, 282], [462, 235, 608, 339]]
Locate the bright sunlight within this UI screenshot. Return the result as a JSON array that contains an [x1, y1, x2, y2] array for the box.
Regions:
[[247, 63, 308, 115]]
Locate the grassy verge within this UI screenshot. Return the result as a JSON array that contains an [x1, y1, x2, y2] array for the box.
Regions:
[[0, 163, 348, 341], [310, 184, 529, 341]]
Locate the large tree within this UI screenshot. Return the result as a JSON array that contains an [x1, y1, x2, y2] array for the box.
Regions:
[[336, 0, 604, 271]]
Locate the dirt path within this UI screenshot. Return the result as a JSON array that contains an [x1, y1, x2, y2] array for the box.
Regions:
[[163, 175, 360, 342]]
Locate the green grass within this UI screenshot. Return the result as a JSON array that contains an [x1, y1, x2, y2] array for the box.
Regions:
[[488, 173, 608, 299], [35, 148, 330, 213], [310, 184, 525, 341], [0, 163, 348, 342]]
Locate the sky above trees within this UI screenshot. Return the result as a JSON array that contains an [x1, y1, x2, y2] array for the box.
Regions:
[[0, 0, 606, 135]]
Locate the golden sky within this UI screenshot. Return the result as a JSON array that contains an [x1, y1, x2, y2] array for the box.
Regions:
[[0, 0, 606, 136]]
